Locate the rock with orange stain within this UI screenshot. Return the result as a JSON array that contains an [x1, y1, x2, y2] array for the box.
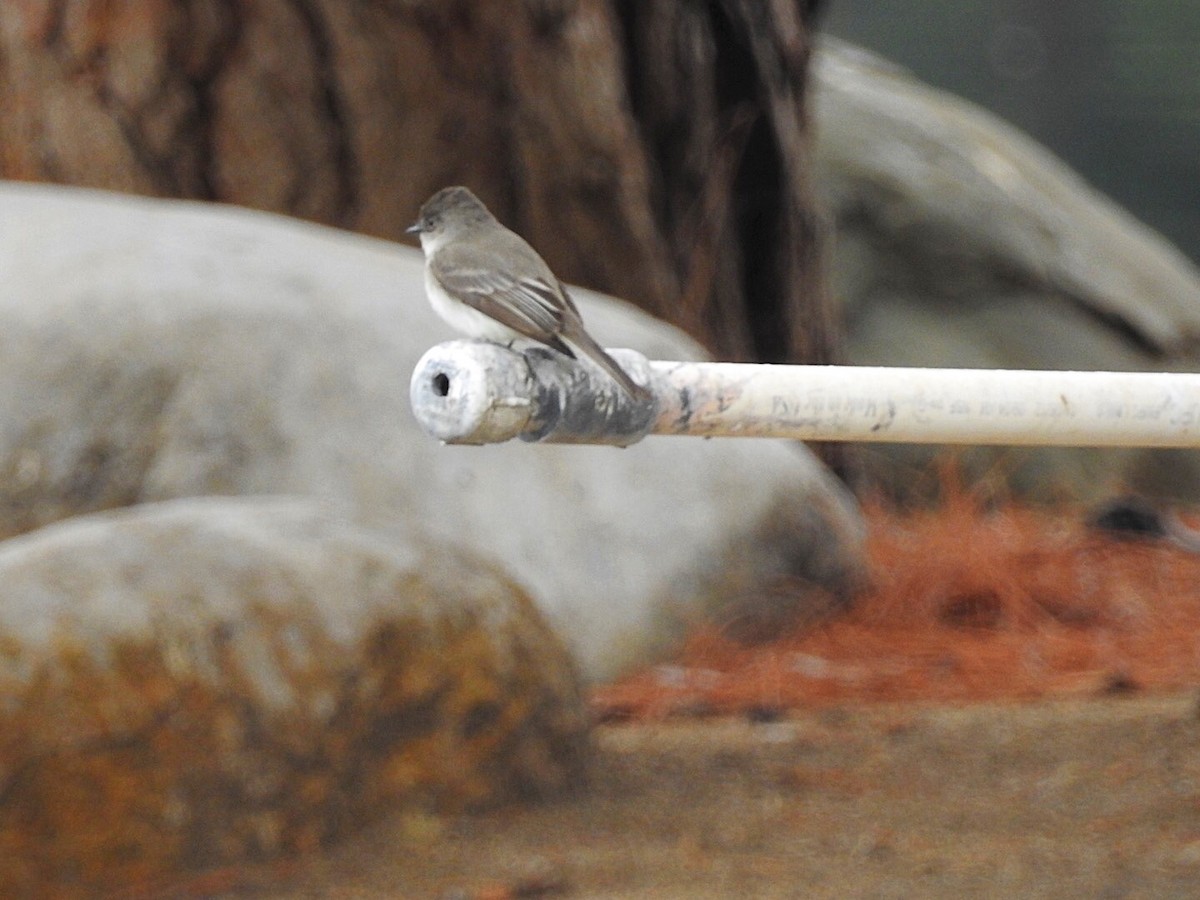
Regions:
[[0, 497, 588, 896]]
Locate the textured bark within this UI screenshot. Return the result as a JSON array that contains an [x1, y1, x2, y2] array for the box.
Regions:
[[615, 0, 838, 362], [0, 0, 837, 365]]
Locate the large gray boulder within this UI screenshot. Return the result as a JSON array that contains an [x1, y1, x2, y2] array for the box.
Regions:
[[813, 38, 1200, 500], [0, 180, 865, 680], [0, 496, 586, 894]]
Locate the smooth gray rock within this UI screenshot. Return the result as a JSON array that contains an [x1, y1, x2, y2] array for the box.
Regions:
[[813, 38, 1200, 500], [0, 496, 586, 891], [0, 181, 865, 681]]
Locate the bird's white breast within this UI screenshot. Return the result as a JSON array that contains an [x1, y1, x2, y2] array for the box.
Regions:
[[424, 266, 522, 343]]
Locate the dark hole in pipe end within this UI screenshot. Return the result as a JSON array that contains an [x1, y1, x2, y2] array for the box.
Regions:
[[432, 372, 451, 397]]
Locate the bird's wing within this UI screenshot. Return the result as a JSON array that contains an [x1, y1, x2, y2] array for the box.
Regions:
[[431, 256, 568, 340]]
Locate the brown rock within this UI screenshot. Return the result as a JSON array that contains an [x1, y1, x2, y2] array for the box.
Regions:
[[0, 497, 588, 895]]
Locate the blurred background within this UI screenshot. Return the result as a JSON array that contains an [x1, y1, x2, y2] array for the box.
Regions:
[[822, 1, 1200, 265], [4, 6, 1200, 892]]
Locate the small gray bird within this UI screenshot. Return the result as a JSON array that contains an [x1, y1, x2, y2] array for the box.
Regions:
[[407, 186, 648, 400]]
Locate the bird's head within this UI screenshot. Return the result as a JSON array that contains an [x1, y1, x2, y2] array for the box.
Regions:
[[406, 186, 496, 251]]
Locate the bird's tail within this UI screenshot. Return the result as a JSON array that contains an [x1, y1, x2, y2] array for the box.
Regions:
[[563, 325, 650, 402]]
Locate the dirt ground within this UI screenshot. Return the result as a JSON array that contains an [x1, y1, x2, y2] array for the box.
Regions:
[[241, 692, 1200, 899], [185, 497, 1200, 898]]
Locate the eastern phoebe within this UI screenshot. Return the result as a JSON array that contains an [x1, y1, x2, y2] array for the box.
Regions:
[[407, 186, 649, 401]]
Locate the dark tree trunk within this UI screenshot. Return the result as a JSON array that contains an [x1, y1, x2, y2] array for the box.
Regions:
[[614, 1, 838, 364], [0, 0, 840, 368]]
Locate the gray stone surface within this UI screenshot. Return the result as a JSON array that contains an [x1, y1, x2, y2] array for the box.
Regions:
[[0, 181, 865, 680], [0, 496, 586, 892], [813, 38, 1200, 500]]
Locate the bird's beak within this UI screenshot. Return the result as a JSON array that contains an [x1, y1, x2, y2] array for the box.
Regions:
[[405, 222, 423, 235]]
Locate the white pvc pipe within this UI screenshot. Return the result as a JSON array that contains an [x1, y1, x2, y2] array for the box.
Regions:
[[410, 341, 1200, 447], [650, 361, 1200, 447]]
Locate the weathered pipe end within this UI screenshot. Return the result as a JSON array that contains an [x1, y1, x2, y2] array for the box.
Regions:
[[410, 340, 656, 446]]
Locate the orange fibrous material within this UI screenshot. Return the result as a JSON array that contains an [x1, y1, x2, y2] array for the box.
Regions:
[[594, 491, 1200, 719]]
